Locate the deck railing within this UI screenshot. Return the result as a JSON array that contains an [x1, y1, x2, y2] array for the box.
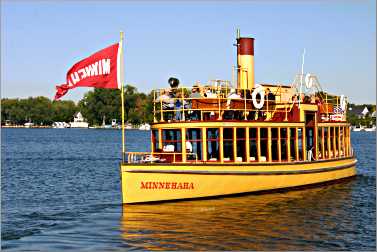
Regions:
[[152, 84, 344, 123], [124, 151, 198, 164]]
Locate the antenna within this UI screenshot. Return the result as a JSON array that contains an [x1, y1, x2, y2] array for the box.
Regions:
[[298, 48, 306, 108]]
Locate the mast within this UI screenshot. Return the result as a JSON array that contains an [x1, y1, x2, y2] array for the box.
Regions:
[[120, 31, 125, 160], [298, 48, 305, 108]]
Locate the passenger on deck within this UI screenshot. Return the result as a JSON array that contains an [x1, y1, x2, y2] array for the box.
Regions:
[[224, 88, 242, 120], [174, 93, 183, 121], [189, 86, 202, 120], [166, 90, 176, 120], [157, 90, 173, 121], [310, 94, 316, 104], [163, 144, 175, 152], [292, 94, 298, 104], [204, 86, 217, 98], [156, 89, 170, 104], [307, 146, 315, 161], [226, 88, 241, 106], [266, 88, 275, 102], [190, 85, 202, 98]]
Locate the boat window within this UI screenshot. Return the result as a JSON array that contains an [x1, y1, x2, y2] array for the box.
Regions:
[[260, 128, 268, 161], [162, 129, 181, 152], [345, 126, 349, 156], [330, 127, 335, 158], [339, 127, 344, 157], [249, 128, 258, 162], [335, 127, 340, 158], [324, 127, 329, 158], [207, 128, 220, 161], [280, 128, 288, 161], [318, 127, 323, 159], [223, 128, 234, 161], [186, 128, 202, 160], [306, 128, 314, 154], [298, 128, 303, 161], [271, 128, 278, 161], [236, 128, 246, 162], [290, 128, 297, 161], [152, 130, 159, 152]]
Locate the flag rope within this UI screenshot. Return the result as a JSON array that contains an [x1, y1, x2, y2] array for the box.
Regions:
[[120, 31, 125, 161]]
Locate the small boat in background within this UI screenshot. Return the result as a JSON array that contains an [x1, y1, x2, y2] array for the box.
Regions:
[[352, 125, 364, 132], [125, 123, 133, 129], [138, 123, 151, 130], [52, 122, 70, 128], [364, 125, 376, 132], [70, 112, 89, 128], [24, 122, 34, 128]]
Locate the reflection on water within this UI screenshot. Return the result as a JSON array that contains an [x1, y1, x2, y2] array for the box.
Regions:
[[120, 180, 362, 250], [2, 129, 375, 251]]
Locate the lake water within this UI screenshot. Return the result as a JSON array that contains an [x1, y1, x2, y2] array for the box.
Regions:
[[1, 129, 376, 251]]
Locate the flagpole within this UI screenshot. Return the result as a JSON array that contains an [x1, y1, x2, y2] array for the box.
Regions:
[[120, 31, 125, 161]]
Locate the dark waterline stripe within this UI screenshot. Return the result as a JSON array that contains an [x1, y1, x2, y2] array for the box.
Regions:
[[121, 156, 356, 167], [125, 161, 357, 175]]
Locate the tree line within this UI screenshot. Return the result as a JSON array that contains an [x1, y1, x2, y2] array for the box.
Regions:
[[347, 104, 376, 127], [1, 86, 375, 126], [1, 85, 154, 126]]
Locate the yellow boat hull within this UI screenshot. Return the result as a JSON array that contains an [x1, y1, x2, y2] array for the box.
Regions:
[[120, 157, 357, 203]]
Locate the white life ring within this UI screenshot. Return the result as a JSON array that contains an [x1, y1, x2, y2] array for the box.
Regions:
[[252, 86, 265, 109], [305, 73, 313, 89], [340, 95, 346, 111]]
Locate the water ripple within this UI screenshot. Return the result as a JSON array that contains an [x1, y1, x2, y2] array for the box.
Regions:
[[1, 129, 375, 251]]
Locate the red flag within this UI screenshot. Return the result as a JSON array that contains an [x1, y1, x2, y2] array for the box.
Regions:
[[55, 43, 121, 100]]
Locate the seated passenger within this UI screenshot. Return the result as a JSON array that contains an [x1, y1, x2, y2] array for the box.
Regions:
[[226, 88, 241, 107], [190, 85, 202, 98], [174, 93, 182, 121], [156, 90, 173, 121], [307, 146, 315, 161], [292, 94, 298, 104], [163, 144, 175, 152], [156, 90, 170, 105], [189, 86, 202, 120], [204, 86, 217, 98], [266, 88, 275, 102]]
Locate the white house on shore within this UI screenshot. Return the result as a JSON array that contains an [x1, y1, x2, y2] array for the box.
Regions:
[[70, 112, 89, 128]]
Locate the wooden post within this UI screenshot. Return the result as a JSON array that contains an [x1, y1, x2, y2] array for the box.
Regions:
[[337, 127, 340, 157], [332, 127, 336, 158], [202, 127, 207, 161], [246, 127, 250, 162], [257, 127, 261, 162], [315, 114, 319, 160], [342, 126, 345, 157], [119, 31, 125, 161], [327, 126, 331, 158], [287, 127, 291, 161], [150, 130, 154, 153], [277, 127, 281, 162], [233, 127, 237, 162], [182, 128, 186, 163], [295, 128, 299, 161], [302, 127, 306, 161], [268, 127, 272, 162], [244, 89, 247, 120], [160, 92, 164, 122], [321, 127, 325, 160], [158, 128, 163, 150], [181, 86, 185, 121], [220, 127, 224, 163]]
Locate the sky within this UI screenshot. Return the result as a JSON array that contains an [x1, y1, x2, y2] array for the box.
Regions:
[[1, 0, 376, 104]]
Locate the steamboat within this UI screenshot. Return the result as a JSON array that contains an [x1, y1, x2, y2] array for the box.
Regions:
[[120, 30, 356, 203]]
